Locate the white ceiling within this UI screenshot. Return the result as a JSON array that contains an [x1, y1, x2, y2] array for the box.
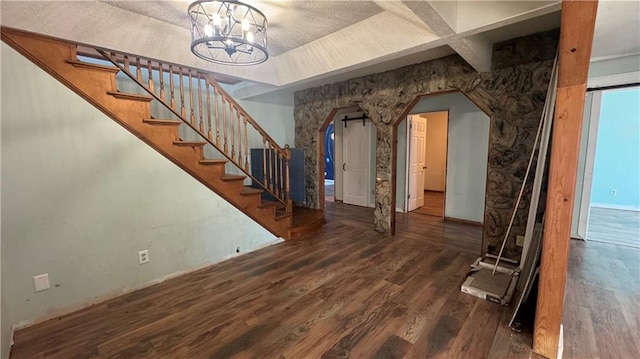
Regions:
[[1, 1, 638, 103]]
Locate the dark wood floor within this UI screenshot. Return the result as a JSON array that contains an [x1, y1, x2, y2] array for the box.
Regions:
[[12, 202, 637, 358], [562, 239, 640, 359], [411, 191, 445, 218], [587, 207, 640, 248]]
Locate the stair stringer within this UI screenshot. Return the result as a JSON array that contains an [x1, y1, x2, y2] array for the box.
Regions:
[[1, 28, 292, 239]]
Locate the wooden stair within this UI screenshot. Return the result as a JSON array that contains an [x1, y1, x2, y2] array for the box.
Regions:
[[1, 28, 296, 239]]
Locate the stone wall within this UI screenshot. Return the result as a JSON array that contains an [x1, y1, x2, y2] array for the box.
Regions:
[[294, 30, 559, 260]]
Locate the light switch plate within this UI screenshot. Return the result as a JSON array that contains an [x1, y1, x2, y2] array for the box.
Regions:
[[33, 274, 50, 292]]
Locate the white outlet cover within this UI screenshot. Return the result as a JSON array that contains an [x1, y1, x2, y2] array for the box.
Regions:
[[138, 249, 149, 264], [33, 274, 50, 292]]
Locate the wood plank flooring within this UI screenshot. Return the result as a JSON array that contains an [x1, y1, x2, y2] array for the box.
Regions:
[[14, 202, 637, 358], [562, 239, 640, 359], [411, 191, 444, 218], [587, 207, 640, 248]]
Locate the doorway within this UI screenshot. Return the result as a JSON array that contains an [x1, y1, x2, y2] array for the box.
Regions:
[[323, 122, 335, 202], [395, 92, 490, 229], [405, 112, 448, 217], [584, 86, 640, 248]]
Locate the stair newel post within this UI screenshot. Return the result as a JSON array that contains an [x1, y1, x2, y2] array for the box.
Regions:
[[179, 67, 186, 118], [262, 138, 268, 189], [189, 70, 195, 126], [243, 116, 249, 171], [169, 66, 176, 110], [135, 57, 142, 82], [230, 102, 235, 161], [197, 73, 204, 133], [267, 141, 274, 193], [285, 145, 292, 212], [147, 60, 154, 93], [274, 150, 280, 198], [158, 63, 165, 101], [279, 151, 285, 200], [206, 82, 212, 142], [214, 88, 220, 147]]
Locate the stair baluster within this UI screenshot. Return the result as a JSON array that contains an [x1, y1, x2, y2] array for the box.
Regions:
[[169, 65, 176, 109], [147, 60, 154, 93], [206, 83, 213, 142], [188, 70, 195, 126]]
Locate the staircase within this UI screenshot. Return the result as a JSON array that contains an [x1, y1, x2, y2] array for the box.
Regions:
[[1, 27, 310, 239]]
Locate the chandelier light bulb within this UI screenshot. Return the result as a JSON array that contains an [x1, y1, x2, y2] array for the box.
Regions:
[[246, 31, 254, 43], [204, 23, 213, 37], [213, 14, 221, 28], [242, 19, 250, 32]]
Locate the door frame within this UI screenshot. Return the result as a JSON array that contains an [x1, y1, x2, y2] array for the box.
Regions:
[[391, 90, 492, 252]]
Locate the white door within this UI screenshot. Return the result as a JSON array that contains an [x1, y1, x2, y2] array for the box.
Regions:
[[343, 121, 370, 207], [407, 117, 427, 211]]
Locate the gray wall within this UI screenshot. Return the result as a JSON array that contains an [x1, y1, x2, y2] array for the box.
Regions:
[[396, 92, 490, 222], [588, 54, 640, 79], [0, 43, 282, 355]]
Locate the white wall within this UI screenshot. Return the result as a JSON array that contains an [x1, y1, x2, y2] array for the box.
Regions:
[[423, 112, 448, 191], [0, 43, 281, 352], [588, 54, 640, 79], [396, 92, 489, 222], [221, 84, 295, 147]]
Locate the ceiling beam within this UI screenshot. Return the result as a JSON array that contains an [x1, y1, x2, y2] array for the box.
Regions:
[[401, 1, 493, 72], [533, 1, 598, 358]]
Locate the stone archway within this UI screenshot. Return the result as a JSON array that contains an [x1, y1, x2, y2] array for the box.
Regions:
[[294, 30, 558, 259]]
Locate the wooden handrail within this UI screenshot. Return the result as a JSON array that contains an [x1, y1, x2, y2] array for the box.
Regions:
[[96, 49, 291, 210]]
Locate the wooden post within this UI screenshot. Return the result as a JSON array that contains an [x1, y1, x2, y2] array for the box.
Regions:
[[533, 1, 598, 358], [147, 60, 154, 93], [169, 66, 176, 109], [179, 67, 186, 118]]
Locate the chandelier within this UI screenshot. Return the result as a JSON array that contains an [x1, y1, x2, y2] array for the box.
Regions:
[[188, 0, 268, 65]]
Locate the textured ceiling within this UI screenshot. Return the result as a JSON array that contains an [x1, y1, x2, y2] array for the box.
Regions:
[[100, 0, 385, 56], [2, 0, 634, 102]]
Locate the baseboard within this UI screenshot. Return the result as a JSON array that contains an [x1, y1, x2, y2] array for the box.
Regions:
[[445, 216, 483, 226]]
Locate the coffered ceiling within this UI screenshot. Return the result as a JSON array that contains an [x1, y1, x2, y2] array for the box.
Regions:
[[1, 1, 638, 102]]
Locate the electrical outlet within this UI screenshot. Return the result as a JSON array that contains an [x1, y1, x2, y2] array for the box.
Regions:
[[516, 235, 525, 247], [610, 189, 617, 196], [33, 274, 50, 292], [138, 249, 149, 264]]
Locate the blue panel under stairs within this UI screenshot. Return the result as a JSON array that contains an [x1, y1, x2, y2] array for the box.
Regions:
[[250, 148, 305, 204]]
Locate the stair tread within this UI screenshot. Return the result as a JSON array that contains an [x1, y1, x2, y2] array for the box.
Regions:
[[199, 159, 227, 165], [65, 59, 121, 73], [107, 91, 153, 102], [143, 118, 183, 126], [173, 140, 207, 147], [241, 188, 264, 196], [221, 175, 246, 181], [258, 200, 286, 209], [275, 211, 293, 220]]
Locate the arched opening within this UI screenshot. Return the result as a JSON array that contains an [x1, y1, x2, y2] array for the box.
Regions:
[[391, 91, 493, 253], [318, 105, 376, 213]]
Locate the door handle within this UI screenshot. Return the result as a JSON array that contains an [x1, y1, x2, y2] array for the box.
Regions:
[[423, 166, 427, 169], [343, 163, 346, 171]]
